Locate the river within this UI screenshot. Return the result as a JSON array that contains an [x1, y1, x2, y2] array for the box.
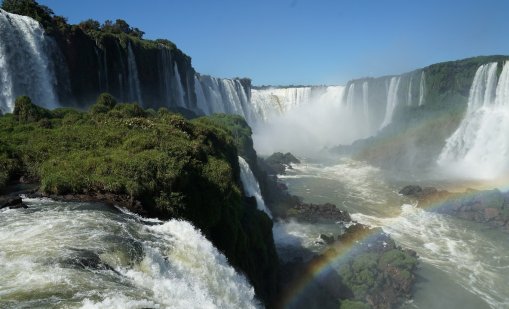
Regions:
[[278, 158, 509, 309]]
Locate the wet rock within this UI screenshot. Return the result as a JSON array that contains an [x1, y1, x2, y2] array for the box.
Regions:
[[62, 249, 114, 272], [319, 234, 335, 244], [0, 196, 27, 209], [401, 185, 509, 231], [399, 185, 422, 196], [286, 202, 351, 223], [262, 152, 300, 175]]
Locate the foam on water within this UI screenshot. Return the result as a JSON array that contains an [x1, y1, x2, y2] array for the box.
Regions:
[[352, 204, 509, 308], [286, 159, 389, 208], [0, 198, 259, 308]]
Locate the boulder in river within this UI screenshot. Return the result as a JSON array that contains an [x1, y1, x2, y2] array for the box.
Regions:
[[400, 185, 509, 230], [0, 196, 27, 209]]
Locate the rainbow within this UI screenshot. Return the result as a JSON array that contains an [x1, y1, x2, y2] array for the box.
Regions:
[[276, 223, 384, 308], [277, 177, 509, 308]]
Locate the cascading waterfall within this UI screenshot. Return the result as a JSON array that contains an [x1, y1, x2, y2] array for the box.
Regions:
[[437, 61, 509, 179], [362, 82, 369, 119], [419, 71, 426, 106], [407, 75, 413, 106], [345, 83, 356, 112], [0, 9, 59, 113], [127, 43, 143, 105], [95, 47, 109, 93], [158, 48, 173, 105], [250, 87, 314, 122], [173, 64, 187, 108], [195, 75, 253, 122], [0, 198, 260, 308], [379, 76, 401, 129], [238, 156, 272, 218], [250, 86, 344, 123]]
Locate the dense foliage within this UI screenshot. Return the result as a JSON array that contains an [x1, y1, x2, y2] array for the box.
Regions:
[[1, 0, 67, 33], [0, 95, 278, 304]]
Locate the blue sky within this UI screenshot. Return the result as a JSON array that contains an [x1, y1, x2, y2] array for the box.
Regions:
[[39, 0, 509, 86]]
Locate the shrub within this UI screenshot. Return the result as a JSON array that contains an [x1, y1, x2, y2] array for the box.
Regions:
[[90, 92, 117, 115], [108, 103, 146, 118], [13, 96, 51, 123]]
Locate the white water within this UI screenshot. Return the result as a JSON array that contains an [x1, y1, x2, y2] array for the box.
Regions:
[[250, 87, 314, 122], [438, 61, 509, 180], [419, 71, 426, 106], [380, 76, 401, 129], [407, 75, 413, 106], [174, 63, 187, 108], [281, 159, 509, 309], [195, 75, 253, 122], [362, 81, 370, 131], [353, 204, 509, 309], [0, 9, 58, 113], [253, 86, 386, 156], [0, 198, 259, 308], [238, 156, 272, 218], [126, 43, 143, 106]]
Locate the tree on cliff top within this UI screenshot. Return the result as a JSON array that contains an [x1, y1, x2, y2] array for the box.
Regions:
[[100, 19, 145, 39], [1, 0, 68, 33]]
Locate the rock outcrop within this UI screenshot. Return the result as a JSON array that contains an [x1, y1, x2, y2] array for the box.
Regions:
[[400, 185, 509, 230]]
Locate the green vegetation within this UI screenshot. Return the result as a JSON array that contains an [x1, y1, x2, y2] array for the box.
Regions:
[[337, 245, 417, 304], [340, 300, 371, 309], [13, 96, 51, 123], [1, 0, 175, 48], [0, 95, 278, 304], [0, 0, 65, 33]]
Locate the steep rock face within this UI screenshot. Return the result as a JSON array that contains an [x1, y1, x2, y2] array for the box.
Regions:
[[52, 29, 197, 110]]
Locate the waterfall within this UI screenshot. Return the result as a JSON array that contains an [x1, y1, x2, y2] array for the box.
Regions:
[[174, 64, 187, 107], [437, 62, 509, 179], [250, 86, 345, 123], [238, 156, 272, 218], [0, 9, 59, 113], [419, 71, 426, 106], [195, 75, 253, 122], [380, 76, 401, 130], [127, 43, 143, 105], [0, 197, 259, 308], [95, 47, 109, 92], [158, 48, 170, 105], [362, 81, 370, 133], [407, 75, 413, 106], [345, 83, 356, 112]]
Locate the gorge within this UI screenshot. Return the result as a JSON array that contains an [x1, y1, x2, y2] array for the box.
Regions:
[[1, 1, 509, 309]]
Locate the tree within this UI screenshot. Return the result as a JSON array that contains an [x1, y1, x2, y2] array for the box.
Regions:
[[114, 19, 130, 34], [1, 0, 54, 29], [78, 19, 100, 32]]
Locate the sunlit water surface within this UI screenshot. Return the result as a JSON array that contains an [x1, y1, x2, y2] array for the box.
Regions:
[[279, 158, 509, 309]]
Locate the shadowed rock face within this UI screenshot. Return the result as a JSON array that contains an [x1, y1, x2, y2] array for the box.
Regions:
[[0, 196, 27, 209], [400, 185, 509, 230], [52, 30, 197, 111]]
